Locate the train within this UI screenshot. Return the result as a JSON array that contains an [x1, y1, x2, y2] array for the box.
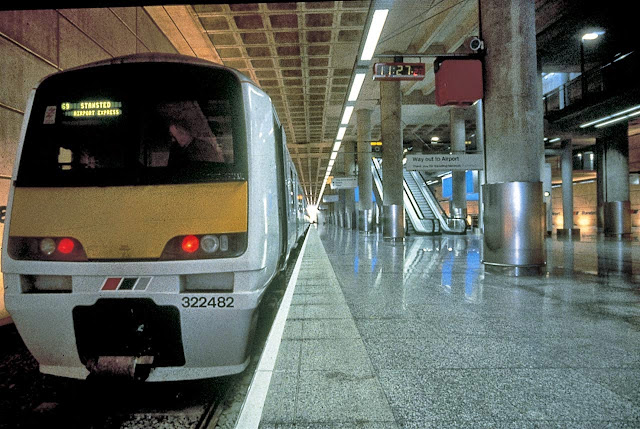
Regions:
[[1, 53, 307, 382]]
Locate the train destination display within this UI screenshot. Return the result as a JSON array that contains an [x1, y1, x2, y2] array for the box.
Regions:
[[61, 100, 122, 118]]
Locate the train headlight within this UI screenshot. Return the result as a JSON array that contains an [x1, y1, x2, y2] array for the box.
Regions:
[[200, 235, 220, 253], [39, 238, 56, 255]]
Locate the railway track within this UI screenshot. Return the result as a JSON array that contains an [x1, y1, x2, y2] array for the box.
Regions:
[[0, 230, 306, 429]]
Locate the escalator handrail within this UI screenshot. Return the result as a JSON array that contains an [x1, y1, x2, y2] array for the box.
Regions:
[[409, 170, 467, 234], [373, 158, 435, 234]]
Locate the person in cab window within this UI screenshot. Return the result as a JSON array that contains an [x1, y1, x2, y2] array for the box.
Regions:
[[168, 121, 224, 167]]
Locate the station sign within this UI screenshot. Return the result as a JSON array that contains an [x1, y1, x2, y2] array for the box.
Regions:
[[405, 153, 484, 171], [323, 195, 339, 203], [330, 176, 358, 189], [373, 63, 426, 81]]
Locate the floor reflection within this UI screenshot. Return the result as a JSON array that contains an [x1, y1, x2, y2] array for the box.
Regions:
[[318, 223, 640, 316]]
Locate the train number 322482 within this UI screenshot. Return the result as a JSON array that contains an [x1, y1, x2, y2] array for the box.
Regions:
[[181, 296, 234, 308]]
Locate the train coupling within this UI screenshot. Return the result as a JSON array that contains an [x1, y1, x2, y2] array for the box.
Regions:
[[87, 355, 155, 381]]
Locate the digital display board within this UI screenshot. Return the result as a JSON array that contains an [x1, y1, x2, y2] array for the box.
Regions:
[[61, 100, 122, 118], [372, 63, 426, 81]]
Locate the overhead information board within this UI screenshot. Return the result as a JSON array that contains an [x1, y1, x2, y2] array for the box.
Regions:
[[405, 153, 484, 171], [330, 176, 358, 189], [373, 63, 425, 81]]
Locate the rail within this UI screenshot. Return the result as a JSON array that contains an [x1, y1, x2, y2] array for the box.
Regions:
[[543, 50, 638, 116]]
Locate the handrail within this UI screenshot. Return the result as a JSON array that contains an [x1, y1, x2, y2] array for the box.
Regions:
[[372, 157, 437, 235], [543, 50, 637, 115], [409, 170, 467, 234]]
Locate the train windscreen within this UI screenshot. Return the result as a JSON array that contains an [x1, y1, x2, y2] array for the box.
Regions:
[[16, 62, 247, 187]]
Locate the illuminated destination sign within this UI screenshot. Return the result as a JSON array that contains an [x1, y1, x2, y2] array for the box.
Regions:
[[61, 100, 122, 118], [373, 63, 426, 81]]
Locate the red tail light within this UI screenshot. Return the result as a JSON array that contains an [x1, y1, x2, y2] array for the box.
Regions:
[[57, 238, 75, 254], [181, 235, 199, 253]]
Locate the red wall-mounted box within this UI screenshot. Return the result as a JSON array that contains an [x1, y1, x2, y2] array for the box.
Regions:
[[434, 58, 483, 106]]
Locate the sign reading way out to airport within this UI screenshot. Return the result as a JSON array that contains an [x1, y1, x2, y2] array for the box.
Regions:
[[405, 153, 484, 171]]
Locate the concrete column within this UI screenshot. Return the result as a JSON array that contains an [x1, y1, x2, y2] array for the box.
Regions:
[[450, 108, 467, 219], [557, 140, 579, 237], [475, 100, 485, 233], [480, 0, 545, 274], [380, 80, 404, 240], [596, 122, 631, 236], [343, 141, 356, 229], [357, 109, 374, 233]]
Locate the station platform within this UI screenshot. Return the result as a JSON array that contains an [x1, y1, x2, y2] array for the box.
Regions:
[[250, 225, 640, 428]]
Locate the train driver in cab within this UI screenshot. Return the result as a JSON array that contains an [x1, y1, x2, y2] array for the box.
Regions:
[[168, 119, 224, 167]]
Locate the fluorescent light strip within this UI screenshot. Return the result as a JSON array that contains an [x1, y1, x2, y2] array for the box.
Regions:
[[549, 137, 561, 143], [328, 159, 335, 167], [595, 110, 640, 128], [333, 141, 341, 152], [580, 104, 640, 128], [613, 52, 632, 63], [348, 73, 366, 102], [361, 9, 389, 61], [337, 127, 347, 141], [330, 151, 338, 160], [341, 106, 354, 125]]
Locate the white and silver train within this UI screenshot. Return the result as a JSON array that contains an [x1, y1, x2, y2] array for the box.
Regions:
[[1, 53, 307, 381]]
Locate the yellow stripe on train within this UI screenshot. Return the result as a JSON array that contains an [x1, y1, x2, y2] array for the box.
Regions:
[[9, 182, 248, 259]]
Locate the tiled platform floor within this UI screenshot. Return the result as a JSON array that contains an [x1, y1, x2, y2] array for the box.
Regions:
[[258, 225, 640, 428]]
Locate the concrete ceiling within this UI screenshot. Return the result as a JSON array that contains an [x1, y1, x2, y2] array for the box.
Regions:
[[145, 0, 481, 204]]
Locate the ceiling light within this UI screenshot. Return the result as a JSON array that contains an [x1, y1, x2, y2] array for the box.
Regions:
[[333, 141, 341, 152], [348, 73, 366, 102], [330, 152, 338, 160], [341, 106, 354, 125], [580, 104, 640, 128], [361, 9, 389, 61], [431, 136, 440, 142], [581, 31, 604, 41], [549, 137, 561, 143], [337, 127, 347, 140], [595, 110, 640, 128]]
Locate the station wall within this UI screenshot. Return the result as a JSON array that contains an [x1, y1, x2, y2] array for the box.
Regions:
[[551, 181, 640, 230], [0, 7, 177, 322]]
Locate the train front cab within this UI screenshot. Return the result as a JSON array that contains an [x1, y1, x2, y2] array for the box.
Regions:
[[1, 55, 295, 381]]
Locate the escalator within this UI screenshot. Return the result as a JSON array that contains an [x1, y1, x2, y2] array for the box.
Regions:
[[371, 158, 467, 235]]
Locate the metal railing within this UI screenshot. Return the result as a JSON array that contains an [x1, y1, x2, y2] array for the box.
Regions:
[[372, 158, 467, 235], [410, 171, 467, 234], [543, 51, 638, 116]]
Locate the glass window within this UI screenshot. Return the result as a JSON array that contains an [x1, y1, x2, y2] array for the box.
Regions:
[[17, 63, 247, 187]]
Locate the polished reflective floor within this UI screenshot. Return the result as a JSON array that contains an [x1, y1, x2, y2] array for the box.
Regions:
[[259, 225, 640, 428]]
